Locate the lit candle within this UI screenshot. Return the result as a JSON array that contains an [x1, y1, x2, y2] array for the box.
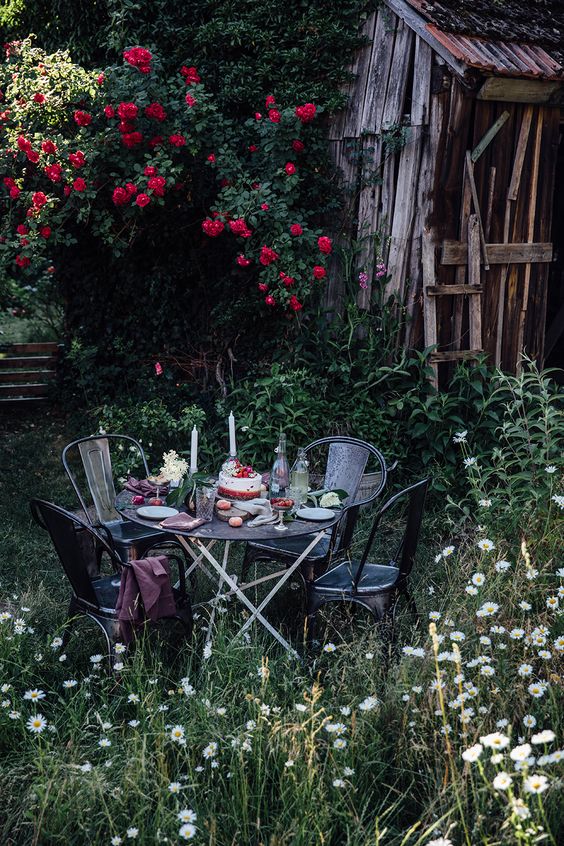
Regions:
[[228, 411, 236, 457], [190, 426, 198, 474]]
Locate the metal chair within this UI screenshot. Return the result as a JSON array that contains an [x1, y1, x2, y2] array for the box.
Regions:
[[30, 499, 192, 663], [61, 433, 185, 564], [304, 478, 430, 644], [241, 436, 389, 584]]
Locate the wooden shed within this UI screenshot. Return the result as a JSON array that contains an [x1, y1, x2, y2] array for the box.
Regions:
[[329, 0, 564, 383]]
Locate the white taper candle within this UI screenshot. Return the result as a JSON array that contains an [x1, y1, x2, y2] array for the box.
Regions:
[[190, 426, 198, 473], [228, 411, 236, 457]]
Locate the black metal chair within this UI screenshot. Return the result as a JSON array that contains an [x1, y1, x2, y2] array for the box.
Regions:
[[30, 499, 192, 662], [241, 437, 389, 584], [304, 478, 430, 644], [61, 433, 186, 565]]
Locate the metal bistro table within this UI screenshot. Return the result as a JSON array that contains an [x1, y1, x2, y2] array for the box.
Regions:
[[116, 491, 341, 656]]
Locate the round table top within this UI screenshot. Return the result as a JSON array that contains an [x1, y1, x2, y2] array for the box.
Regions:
[[115, 490, 341, 542]]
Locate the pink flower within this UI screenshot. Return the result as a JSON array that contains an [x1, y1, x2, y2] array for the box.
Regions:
[[260, 203, 269, 211], [255, 112, 262, 121], [97, 73, 105, 86], [185, 93, 196, 107], [295, 103, 316, 123], [285, 162, 296, 175], [290, 223, 303, 236], [259, 245, 279, 266], [318, 236, 332, 254], [313, 265, 326, 280], [169, 134, 186, 147], [207, 153, 216, 163], [73, 178, 87, 192], [74, 110, 92, 126], [237, 255, 251, 267], [202, 219, 224, 237], [135, 192, 150, 207], [33, 93, 45, 104], [358, 271, 368, 289], [154, 362, 163, 375], [258, 283, 269, 292]]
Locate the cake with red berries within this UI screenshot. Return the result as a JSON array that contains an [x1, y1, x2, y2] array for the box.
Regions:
[[218, 458, 262, 500]]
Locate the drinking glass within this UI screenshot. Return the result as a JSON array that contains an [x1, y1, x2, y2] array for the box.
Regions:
[[195, 485, 216, 523]]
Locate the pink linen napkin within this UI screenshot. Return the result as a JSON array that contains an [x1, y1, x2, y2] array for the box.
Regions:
[[125, 477, 170, 497], [160, 513, 206, 531], [116, 555, 177, 643]]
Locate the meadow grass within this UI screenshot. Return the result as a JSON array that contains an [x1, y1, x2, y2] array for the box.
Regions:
[[0, 411, 562, 846]]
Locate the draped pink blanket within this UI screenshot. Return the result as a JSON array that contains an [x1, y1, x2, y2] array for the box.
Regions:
[[116, 555, 176, 643]]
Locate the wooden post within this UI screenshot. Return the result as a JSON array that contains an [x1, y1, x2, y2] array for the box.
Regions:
[[468, 215, 482, 352], [422, 228, 438, 389]]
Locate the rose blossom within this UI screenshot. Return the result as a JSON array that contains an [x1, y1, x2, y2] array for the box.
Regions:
[[207, 153, 216, 163], [17, 136, 32, 152], [123, 47, 152, 74], [125, 182, 137, 195], [185, 93, 196, 107], [74, 110, 92, 126], [230, 218, 250, 236], [16, 224, 28, 235], [259, 245, 279, 266], [73, 178, 87, 192], [44, 163, 62, 182], [318, 236, 332, 254], [290, 224, 303, 236], [15, 254, 30, 268], [258, 282, 269, 292], [145, 102, 166, 121], [97, 73, 105, 85], [33, 92, 45, 104], [117, 102, 138, 121], [147, 176, 166, 197], [135, 193, 150, 207], [285, 162, 296, 175], [181, 66, 200, 84], [265, 95, 276, 108], [265, 295, 276, 306], [169, 134, 186, 147], [41, 140, 57, 155], [237, 255, 251, 267], [112, 187, 130, 206], [27, 149, 39, 163], [121, 132, 143, 148], [68, 150, 85, 168], [32, 191, 47, 208], [289, 295, 303, 311], [103, 105, 115, 119], [292, 139, 305, 152], [144, 165, 157, 176], [201, 219, 224, 237], [295, 103, 316, 123], [268, 109, 281, 123], [313, 265, 326, 280]]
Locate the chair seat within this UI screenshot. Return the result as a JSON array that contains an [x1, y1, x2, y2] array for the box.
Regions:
[[313, 560, 399, 594], [104, 519, 170, 543], [248, 532, 331, 561], [91, 574, 121, 612]]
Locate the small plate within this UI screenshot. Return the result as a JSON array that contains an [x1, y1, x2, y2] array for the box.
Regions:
[[296, 506, 335, 521], [136, 505, 179, 520]]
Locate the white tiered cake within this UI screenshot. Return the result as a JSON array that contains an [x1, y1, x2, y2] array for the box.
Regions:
[[218, 458, 262, 500]]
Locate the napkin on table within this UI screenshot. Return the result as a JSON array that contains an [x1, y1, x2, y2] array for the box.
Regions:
[[160, 513, 205, 531], [232, 498, 277, 527], [125, 477, 170, 497]]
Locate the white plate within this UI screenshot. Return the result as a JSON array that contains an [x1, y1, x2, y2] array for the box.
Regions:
[[136, 506, 179, 520], [296, 506, 335, 521]]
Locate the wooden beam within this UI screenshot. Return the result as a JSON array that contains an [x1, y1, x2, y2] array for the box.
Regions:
[[441, 241, 553, 265], [422, 227, 438, 389], [477, 77, 561, 104], [465, 150, 490, 270], [427, 284, 483, 296], [468, 214, 482, 352], [471, 111, 510, 163], [430, 350, 485, 362]]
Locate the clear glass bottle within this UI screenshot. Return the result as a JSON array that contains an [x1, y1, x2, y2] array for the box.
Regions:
[[290, 447, 309, 507], [269, 432, 290, 500]]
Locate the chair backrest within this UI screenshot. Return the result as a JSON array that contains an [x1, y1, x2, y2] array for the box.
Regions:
[[303, 436, 388, 554], [30, 499, 122, 607], [353, 478, 430, 590], [62, 434, 149, 525]]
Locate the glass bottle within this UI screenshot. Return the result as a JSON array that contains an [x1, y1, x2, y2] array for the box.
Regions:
[[290, 447, 309, 507], [269, 433, 290, 499]]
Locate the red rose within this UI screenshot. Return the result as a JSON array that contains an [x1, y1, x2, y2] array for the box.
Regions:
[[290, 223, 303, 236], [289, 295, 303, 311], [265, 95, 276, 108], [27, 150, 39, 163], [135, 192, 150, 207], [147, 176, 166, 197], [207, 153, 216, 163], [104, 105, 115, 118], [3, 177, 15, 188], [63, 185, 72, 197], [97, 73, 105, 85], [148, 136, 163, 149], [41, 140, 57, 154], [317, 236, 332, 254], [259, 245, 279, 266], [237, 255, 252, 267], [16, 224, 28, 235], [17, 135, 31, 153], [313, 265, 326, 279], [44, 163, 62, 182], [229, 218, 250, 236], [144, 102, 166, 121], [180, 66, 200, 84], [260, 203, 269, 211], [248, 144, 258, 152], [32, 191, 47, 208], [185, 93, 196, 107], [255, 112, 262, 121], [268, 109, 281, 123], [125, 182, 138, 195], [33, 93, 45, 104], [169, 134, 186, 147], [154, 361, 163, 376], [19, 238, 29, 246], [74, 110, 92, 126], [265, 295, 276, 306], [9, 186, 20, 199], [121, 132, 143, 148], [283, 276, 295, 287], [258, 283, 269, 292], [144, 165, 157, 176], [123, 47, 152, 74], [73, 177, 86, 192], [285, 162, 296, 175], [201, 219, 224, 237], [40, 225, 51, 238], [68, 150, 86, 168], [295, 103, 316, 123], [117, 102, 138, 121], [292, 139, 305, 153], [112, 186, 130, 206], [15, 254, 30, 268]]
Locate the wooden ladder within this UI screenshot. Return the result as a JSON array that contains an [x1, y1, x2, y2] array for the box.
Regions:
[[0, 342, 60, 406], [423, 214, 483, 388]]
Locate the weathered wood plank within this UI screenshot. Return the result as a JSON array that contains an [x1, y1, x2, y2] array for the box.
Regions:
[[471, 112, 510, 162], [477, 77, 562, 104], [0, 355, 57, 369], [427, 284, 483, 296], [0, 383, 49, 397], [430, 350, 484, 362], [0, 370, 56, 383], [465, 150, 490, 269], [0, 342, 59, 355], [422, 227, 438, 388], [468, 214, 482, 352], [411, 37, 432, 125], [441, 241, 553, 265], [385, 0, 469, 78]]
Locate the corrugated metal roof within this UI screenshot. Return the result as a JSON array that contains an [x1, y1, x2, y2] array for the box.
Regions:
[[426, 25, 563, 79], [402, 0, 563, 80]]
